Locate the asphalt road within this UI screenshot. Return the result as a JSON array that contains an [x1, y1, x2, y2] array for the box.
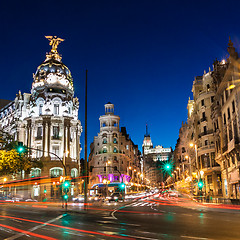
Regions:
[[0, 194, 240, 240]]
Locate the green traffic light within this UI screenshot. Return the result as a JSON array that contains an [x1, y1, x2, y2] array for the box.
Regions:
[[120, 183, 125, 189], [64, 195, 68, 200], [63, 181, 70, 188], [44, 189, 47, 193], [198, 181, 203, 188]]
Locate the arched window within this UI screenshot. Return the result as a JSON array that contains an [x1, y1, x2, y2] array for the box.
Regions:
[[113, 138, 117, 144], [103, 138, 107, 144], [113, 147, 118, 153], [50, 167, 63, 177], [71, 168, 78, 178], [31, 168, 41, 177]]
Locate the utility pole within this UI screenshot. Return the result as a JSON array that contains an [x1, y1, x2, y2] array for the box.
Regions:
[[84, 69, 88, 210]]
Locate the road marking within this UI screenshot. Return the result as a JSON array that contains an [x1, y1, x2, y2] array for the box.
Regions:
[[181, 236, 211, 240], [5, 214, 65, 240], [122, 234, 159, 240]]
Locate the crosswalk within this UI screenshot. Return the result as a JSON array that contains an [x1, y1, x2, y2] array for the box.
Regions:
[[129, 201, 157, 207]]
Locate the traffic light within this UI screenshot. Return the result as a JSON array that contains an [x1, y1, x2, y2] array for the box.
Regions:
[[198, 180, 203, 189], [16, 142, 27, 154], [63, 181, 70, 188], [120, 182, 125, 190], [63, 194, 68, 200]]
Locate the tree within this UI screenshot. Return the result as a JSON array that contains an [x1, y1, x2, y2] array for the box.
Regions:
[[0, 130, 43, 177]]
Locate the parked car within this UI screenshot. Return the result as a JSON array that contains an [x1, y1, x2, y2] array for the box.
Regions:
[[108, 192, 124, 202]]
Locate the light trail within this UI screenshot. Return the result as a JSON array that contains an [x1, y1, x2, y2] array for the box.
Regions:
[[0, 223, 57, 240], [0, 215, 135, 239]]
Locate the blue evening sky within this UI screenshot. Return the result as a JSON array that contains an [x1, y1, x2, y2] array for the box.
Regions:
[[1, 0, 240, 157]]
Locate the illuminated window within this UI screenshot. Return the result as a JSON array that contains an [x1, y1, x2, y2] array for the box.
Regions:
[[113, 147, 117, 153], [71, 168, 78, 178], [53, 126, 59, 139], [103, 148, 107, 153], [31, 168, 41, 177], [52, 145, 60, 160], [50, 167, 63, 177], [39, 104, 43, 115], [54, 104, 59, 115], [113, 138, 117, 144]]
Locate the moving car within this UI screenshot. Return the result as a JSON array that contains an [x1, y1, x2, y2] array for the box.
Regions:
[[108, 192, 124, 202]]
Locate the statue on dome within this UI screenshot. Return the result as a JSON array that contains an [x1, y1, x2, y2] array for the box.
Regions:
[[45, 36, 64, 53]]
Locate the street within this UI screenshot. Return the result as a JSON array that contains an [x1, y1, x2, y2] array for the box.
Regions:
[[0, 194, 240, 240]]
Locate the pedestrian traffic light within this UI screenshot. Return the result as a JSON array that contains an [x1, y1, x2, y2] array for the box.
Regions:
[[63, 194, 68, 200], [198, 180, 203, 189], [44, 189, 47, 194]]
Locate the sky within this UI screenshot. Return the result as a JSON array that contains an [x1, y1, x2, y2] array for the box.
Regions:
[[1, 0, 240, 157]]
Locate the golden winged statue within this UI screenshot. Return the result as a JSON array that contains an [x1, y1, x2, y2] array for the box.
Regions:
[[45, 36, 64, 53]]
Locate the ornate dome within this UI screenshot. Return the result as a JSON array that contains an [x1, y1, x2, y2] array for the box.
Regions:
[[34, 58, 73, 87]]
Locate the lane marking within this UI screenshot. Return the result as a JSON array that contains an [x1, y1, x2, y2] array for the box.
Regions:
[[181, 236, 211, 240], [0, 215, 134, 240], [5, 214, 64, 240], [0, 223, 57, 240]]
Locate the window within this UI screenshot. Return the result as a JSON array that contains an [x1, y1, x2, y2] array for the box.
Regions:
[[103, 148, 107, 153], [201, 99, 204, 106], [202, 112, 206, 119], [207, 84, 210, 91], [113, 138, 117, 144], [232, 101, 235, 113], [223, 113, 226, 124], [113, 147, 117, 153], [37, 127, 42, 138], [227, 108, 230, 119], [39, 104, 43, 115], [211, 96, 214, 103], [103, 138, 107, 144], [52, 145, 60, 160], [71, 168, 78, 178], [50, 168, 63, 177], [225, 90, 228, 100], [203, 126, 207, 134], [126, 145, 129, 150], [54, 104, 59, 115], [207, 175, 212, 184], [31, 168, 41, 177], [53, 126, 59, 139], [222, 94, 224, 105], [205, 140, 208, 146]]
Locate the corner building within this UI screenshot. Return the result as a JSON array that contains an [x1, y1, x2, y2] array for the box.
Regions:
[[0, 37, 82, 200], [89, 103, 141, 195]]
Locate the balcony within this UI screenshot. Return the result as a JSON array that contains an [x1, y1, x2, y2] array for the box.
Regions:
[[222, 145, 228, 153], [198, 129, 213, 138], [35, 136, 42, 140], [200, 117, 207, 122], [52, 135, 61, 140]]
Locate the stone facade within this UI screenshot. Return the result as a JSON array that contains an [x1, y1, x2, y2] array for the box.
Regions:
[[89, 103, 141, 194], [0, 38, 82, 200], [142, 127, 173, 187]]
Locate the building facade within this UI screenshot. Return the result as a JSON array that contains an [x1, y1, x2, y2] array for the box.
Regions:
[[211, 39, 240, 200], [0, 36, 82, 200], [89, 103, 142, 195], [142, 127, 173, 187]]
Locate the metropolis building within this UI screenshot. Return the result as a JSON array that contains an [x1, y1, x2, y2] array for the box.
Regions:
[[0, 37, 82, 200]]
